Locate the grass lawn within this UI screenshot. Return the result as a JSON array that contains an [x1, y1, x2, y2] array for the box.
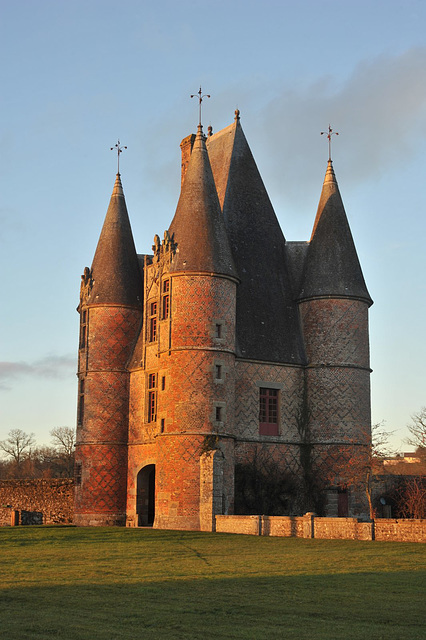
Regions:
[[0, 527, 425, 640]]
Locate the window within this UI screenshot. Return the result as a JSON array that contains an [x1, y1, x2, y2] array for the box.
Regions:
[[79, 310, 87, 349], [160, 418, 165, 433], [149, 302, 157, 342], [162, 280, 170, 319], [259, 388, 279, 435], [215, 364, 222, 380], [215, 406, 222, 422], [161, 376, 166, 391], [75, 463, 82, 486], [215, 323, 222, 338], [148, 373, 157, 423], [77, 379, 85, 426]]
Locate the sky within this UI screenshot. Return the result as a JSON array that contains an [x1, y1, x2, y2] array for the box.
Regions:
[[0, 0, 425, 451]]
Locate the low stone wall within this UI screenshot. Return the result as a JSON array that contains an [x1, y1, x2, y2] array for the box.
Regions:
[[216, 515, 261, 535], [313, 517, 373, 541], [261, 515, 305, 538], [374, 518, 426, 543], [0, 479, 74, 525], [215, 514, 425, 543]]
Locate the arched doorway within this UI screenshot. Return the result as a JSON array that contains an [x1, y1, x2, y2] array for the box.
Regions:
[[136, 464, 156, 526]]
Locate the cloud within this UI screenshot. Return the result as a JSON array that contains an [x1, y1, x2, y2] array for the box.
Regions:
[[0, 355, 76, 391], [250, 47, 426, 210]]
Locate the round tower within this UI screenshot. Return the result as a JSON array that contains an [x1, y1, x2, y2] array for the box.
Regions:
[[74, 174, 142, 526], [154, 125, 239, 530], [298, 160, 373, 516]]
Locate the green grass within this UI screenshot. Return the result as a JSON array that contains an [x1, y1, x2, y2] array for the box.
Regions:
[[0, 527, 425, 639]]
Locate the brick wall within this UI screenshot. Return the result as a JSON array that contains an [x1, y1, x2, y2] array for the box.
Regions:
[[75, 304, 141, 526]]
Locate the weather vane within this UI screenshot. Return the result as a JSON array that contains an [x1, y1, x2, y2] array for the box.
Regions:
[[191, 86, 210, 126], [110, 139, 127, 174], [321, 125, 339, 161]]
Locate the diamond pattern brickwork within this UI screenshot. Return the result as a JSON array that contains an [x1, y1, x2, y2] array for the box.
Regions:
[[85, 307, 142, 372], [300, 299, 370, 368], [74, 443, 127, 514], [306, 366, 371, 442], [171, 276, 236, 350], [235, 361, 303, 441]]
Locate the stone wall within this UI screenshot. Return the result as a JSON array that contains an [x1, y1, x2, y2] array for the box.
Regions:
[[0, 479, 74, 525], [374, 518, 426, 542], [216, 514, 425, 543]]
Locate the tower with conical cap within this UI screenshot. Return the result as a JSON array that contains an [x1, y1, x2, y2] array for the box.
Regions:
[[126, 123, 239, 530], [75, 111, 373, 527], [74, 173, 142, 526], [297, 158, 372, 514]]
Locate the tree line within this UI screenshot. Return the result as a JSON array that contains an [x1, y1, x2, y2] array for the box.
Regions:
[[0, 427, 75, 479]]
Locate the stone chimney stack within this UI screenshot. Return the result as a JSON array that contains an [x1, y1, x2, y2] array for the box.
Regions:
[[179, 133, 196, 186]]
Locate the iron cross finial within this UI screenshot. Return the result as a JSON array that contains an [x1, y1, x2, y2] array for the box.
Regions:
[[190, 86, 210, 126], [110, 139, 127, 174], [321, 125, 339, 161]]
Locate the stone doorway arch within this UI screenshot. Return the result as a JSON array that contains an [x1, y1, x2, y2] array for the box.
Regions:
[[136, 464, 156, 526]]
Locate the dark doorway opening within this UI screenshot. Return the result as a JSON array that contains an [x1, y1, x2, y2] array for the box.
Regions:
[[337, 488, 349, 517], [136, 464, 155, 526]]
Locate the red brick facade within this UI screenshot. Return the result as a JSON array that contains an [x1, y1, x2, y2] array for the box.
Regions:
[[74, 116, 372, 528]]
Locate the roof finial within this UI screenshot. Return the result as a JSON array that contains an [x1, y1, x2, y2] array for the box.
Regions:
[[320, 125, 339, 161], [190, 86, 210, 127], [234, 108, 240, 121], [110, 139, 127, 174]]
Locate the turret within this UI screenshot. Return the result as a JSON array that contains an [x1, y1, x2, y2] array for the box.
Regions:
[[130, 124, 239, 531], [298, 160, 372, 516], [74, 173, 142, 526]]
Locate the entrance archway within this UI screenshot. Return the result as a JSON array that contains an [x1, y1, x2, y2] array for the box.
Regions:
[[136, 464, 156, 526]]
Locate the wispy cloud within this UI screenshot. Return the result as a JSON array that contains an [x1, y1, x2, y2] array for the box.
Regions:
[[0, 355, 76, 391], [250, 47, 426, 209]]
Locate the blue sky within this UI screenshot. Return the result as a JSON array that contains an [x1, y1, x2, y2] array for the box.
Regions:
[[0, 0, 425, 450]]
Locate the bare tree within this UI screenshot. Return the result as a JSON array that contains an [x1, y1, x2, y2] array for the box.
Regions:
[[330, 422, 394, 520], [50, 427, 75, 477], [0, 429, 36, 477], [405, 407, 426, 458], [396, 477, 426, 520]]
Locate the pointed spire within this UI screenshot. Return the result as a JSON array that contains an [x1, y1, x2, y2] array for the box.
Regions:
[[88, 174, 142, 307], [300, 161, 372, 305], [168, 125, 237, 278], [206, 114, 306, 364]]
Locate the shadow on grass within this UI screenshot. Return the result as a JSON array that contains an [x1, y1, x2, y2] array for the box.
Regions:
[[1, 570, 424, 640]]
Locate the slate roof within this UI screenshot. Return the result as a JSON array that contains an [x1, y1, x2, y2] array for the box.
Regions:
[[299, 161, 372, 305], [206, 115, 306, 364], [168, 125, 237, 279], [88, 174, 143, 308]]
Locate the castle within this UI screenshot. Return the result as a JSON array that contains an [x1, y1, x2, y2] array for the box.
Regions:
[[74, 110, 372, 529]]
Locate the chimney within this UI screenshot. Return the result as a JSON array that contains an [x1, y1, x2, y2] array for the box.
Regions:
[[180, 133, 196, 187]]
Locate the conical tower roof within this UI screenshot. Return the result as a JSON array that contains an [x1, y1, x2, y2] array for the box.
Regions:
[[88, 174, 142, 307], [300, 161, 372, 305], [206, 113, 306, 364], [168, 125, 237, 278]]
